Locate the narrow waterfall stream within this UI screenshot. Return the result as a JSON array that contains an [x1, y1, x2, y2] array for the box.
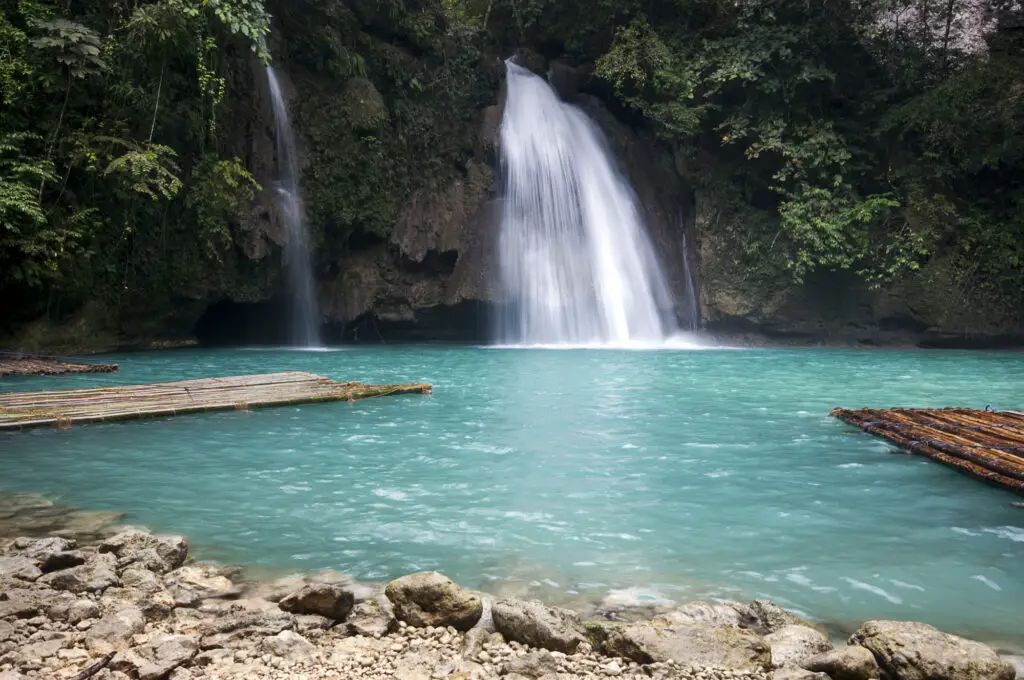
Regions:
[[496, 61, 678, 346], [266, 66, 321, 347]]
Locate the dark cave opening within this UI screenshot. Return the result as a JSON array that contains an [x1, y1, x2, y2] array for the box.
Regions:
[[194, 298, 492, 346]]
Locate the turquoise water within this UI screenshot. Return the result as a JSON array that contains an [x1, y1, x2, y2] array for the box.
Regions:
[[1, 346, 1023, 644]]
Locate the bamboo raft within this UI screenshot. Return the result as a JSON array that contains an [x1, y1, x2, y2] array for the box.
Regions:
[[0, 355, 119, 377], [831, 407, 1024, 495], [0, 372, 432, 430]]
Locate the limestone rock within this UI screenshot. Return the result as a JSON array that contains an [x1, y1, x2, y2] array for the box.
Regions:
[[602, 620, 771, 670], [278, 582, 354, 621], [849, 621, 1015, 680], [802, 646, 881, 680], [47, 597, 100, 624], [766, 625, 835, 668], [491, 598, 587, 654], [12, 537, 83, 573], [0, 671, 26, 680], [775, 668, 834, 680], [164, 564, 236, 606], [20, 634, 69, 660], [385, 571, 482, 631], [502, 649, 560, 678], [122, 566, 163, 591], [0, 556, 41, 582], [260, 630, 316, 662], [135, 634, 200, 680], [86, 605, 146, 653], [342, 77, 388, 131], [661, 601, 760, 629], [99, 530, 187, 574], [750, 599, 815, 634], [346, 597, 395, 637], [38, 552, 118, 593], [199, 608, 294, 649]]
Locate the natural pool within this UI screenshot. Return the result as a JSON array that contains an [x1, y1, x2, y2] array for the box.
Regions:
[[1, 346, 1022, 645]]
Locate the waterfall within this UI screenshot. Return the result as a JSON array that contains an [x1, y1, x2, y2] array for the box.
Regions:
[[266, 66, 321, 347], [496, 61, 677, 346], [680, 229, 700, 331]]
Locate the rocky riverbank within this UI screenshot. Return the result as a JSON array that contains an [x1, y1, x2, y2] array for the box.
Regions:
[[0, 495, 1020, 680]]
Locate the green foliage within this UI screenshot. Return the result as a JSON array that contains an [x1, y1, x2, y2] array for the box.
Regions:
[[187, 155, 260, 262]]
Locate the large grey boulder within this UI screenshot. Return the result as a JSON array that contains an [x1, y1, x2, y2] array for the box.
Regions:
[[11, 537, 84, 572], [47, 597, 101, 624], [602, 620, 771, 670], [38, 552, 118, 593], [849, 621, 1015, 680], [749, 599, 816, 634], [661, 600, 760, 629], [86, 605, 146, 654], [163, 564, 236, 607], [491, 598, 588, 654], [278, 582, 354, 621], [767, 625, 835, 668], [501, 649, 560, 678], [802, 646, 881, 680], [0, 556, 41, 582], [99, 530, 187, 574], [385, 572, 482, 631]]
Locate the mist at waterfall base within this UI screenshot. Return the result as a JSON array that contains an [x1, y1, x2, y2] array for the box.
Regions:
[[497, 61, 699, 348], [266, 67, 321, 348]]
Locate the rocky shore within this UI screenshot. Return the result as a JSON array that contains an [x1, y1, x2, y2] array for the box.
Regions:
[[0, 495, 1020, 680]]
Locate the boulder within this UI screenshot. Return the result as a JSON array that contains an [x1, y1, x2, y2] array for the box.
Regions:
[[385, 572, 482, 631], [11, 537, 83, 572], [0, 586, 56, 619], [766, 625, 834, 668], [38, 552, 118, 593], [47, 597, 101, 624], [85, 605, 146, 654], [802, 646, 881, 680], [750, 599, 815, 634], [134, 634, 200, 680], [0, 556, 41, 582], [163, 564, 236, 607], [660, 601, 760, 629], [602, 620, 771, 671], [99, 530, 187, 574], [260, 630, 316, 662], [491, 598, 587, 654], [776, 668, 834, 680], [346, 597, 395, 637], [199, 608, 295, 649], [849, 621, 1015, 680], [20, 635, 70, 660], [122, 566, 163, 591], [501, 649, 560, 678], [278, 582, 354, 621]]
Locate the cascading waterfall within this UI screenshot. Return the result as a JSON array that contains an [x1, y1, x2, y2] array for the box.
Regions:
[[496, 61, 678, 346], [266, 66, 321, 347]]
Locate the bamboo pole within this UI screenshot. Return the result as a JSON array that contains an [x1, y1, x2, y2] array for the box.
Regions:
[[0, 372, 432, 431], [831, 407, 1024, 495]]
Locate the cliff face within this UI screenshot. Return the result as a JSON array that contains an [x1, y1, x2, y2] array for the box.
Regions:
[[4, 1, 1020, 350]]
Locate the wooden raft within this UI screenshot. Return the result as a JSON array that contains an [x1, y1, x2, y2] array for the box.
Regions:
[[0, 355, 119, 377], [0, 371, 431, 430], [831, 407, 1024, 494]]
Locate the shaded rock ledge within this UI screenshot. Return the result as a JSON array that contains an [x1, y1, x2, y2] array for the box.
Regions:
[[0, 497, 1019, 680]]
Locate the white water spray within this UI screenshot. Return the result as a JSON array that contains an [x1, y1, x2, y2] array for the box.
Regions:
[[496, 61, 677, 346], [266, 66, 321, 347]]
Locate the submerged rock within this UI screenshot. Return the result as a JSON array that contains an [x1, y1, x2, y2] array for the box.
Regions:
[[766, 625, 834, 668], [278, 582, 355, 621], [801, 646, 881, 680], [850, 621, 1016, 680], [602, 620, 771, 670], [385, 571, 482, 631], [491, 598, 588, 654]]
